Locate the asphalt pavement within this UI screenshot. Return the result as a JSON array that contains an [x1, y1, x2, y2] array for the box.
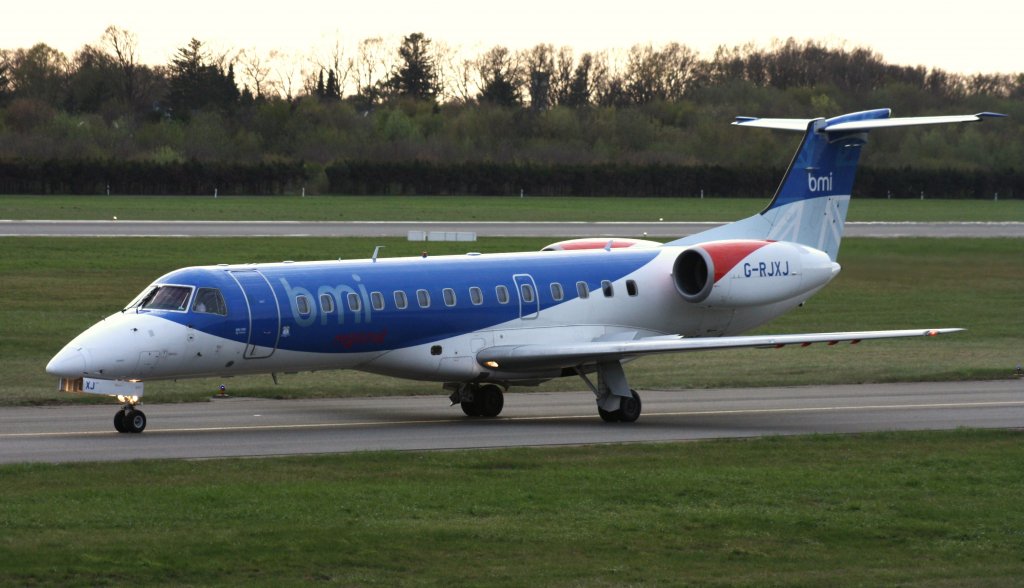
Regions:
[[2, 380, 1020, 464]]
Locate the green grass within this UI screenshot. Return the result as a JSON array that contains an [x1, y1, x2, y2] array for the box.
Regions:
[[1, 430, 1023, 586], [2, 194, 1023, 222], [1, 236, 1020, 406]]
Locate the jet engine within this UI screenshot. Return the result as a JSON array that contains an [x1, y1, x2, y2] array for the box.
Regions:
[[672, 240, 839, 307]]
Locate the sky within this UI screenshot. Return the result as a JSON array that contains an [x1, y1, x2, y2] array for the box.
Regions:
[[3, 0, 1021, 75]]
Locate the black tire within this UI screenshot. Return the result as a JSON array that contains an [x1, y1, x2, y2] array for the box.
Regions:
[[476, 384, 504, 418], [598, 406, 620, 423], [125, 409, 147, 433], [460, 399, 480, 417], [618, 390, 642, 423], [113, 410, 127, 433]]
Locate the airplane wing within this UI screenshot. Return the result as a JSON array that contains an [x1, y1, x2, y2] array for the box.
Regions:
[[477, 328, 962, 370]]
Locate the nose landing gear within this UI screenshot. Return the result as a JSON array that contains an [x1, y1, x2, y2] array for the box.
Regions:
[[113, 398, 147, 433]]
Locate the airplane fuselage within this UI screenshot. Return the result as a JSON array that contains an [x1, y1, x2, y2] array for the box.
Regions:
[[53, 243, 837, 386]]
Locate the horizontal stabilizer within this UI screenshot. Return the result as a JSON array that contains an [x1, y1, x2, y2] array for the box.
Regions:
[[734, 110, 1006, 133], [733, 117, 814, 131], [478, 328, 963, 371], [824, 112, 1007, 132]]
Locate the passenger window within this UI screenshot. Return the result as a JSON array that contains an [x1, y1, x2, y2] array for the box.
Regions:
[[550, 283, 564, 301], [417, 289, 431, 308], [296, 295, 311, 315], [576, 281, 589, 299], [443, 288, 457, 307], [626, 280, 639, 297], [394, 290, 408, 310], [193, 287, 228, 316], [602, 280, 614, 297], [469, 286, 483, 305], [496, 285, 509, 304], [371, 291, 385, 311], [520, 283, 535, 303], [319, 293, 335, 313], [347, 292, 361, 312]]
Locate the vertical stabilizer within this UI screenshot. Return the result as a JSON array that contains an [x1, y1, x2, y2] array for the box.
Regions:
[[667, 109, 1004, 260]]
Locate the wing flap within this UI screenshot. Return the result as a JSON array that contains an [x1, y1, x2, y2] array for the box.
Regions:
[[477, 328, 963, 371]]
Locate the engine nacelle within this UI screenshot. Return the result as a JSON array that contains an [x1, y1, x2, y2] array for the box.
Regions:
[[673, 240, 839, 307]]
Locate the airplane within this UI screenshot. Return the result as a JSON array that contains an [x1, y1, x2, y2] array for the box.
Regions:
[[46, 108, 1004, 433]]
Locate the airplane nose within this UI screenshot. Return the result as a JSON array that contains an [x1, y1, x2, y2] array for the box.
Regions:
[[46, 347, 87, 378]]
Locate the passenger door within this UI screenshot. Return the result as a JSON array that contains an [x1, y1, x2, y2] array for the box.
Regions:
[[229, 270, 281, 359]]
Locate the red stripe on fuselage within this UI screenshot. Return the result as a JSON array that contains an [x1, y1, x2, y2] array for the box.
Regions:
[[555, 240, 645, 250], [701, 240, 773, 282]]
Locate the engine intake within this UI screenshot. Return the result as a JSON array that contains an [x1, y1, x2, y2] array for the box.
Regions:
[[673, 248, 714, 303]]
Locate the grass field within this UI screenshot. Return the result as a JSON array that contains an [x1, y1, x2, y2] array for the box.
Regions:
[[1, 429, 1022, 586], [2, 194, 1023, 222], [1, 236, 1020, 406], [2, 202, 1022, 587]]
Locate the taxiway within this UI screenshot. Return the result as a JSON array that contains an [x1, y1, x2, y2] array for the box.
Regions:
[[2, 380, 1020, 464]]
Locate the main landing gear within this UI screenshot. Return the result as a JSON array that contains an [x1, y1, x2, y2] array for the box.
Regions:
[[113, 399, 147, 433], [597, 389, 642, 423], [578, 361, 643, 423], [449, 383, 505, 418]]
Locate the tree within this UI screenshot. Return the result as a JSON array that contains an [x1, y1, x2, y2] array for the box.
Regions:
[[354, 37, 389, 106], [325, 69, 341, 99], [387, 33, 440, 102], [7, 43, 69, 106], [101, 25, 141, 112], [0, 54, 12, 106], [525, 44, 555, 110], [166, 38, 239, 119], [562, 52, 598, 107], [238, 48, 275, 99], [306, 38, 352, 101], [476, 46, 522, 107], [65, 45, 121, 114]]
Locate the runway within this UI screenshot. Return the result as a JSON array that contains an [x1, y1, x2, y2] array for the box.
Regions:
[[2, 219, 1023, 238], [2, 380, 1020, 464]]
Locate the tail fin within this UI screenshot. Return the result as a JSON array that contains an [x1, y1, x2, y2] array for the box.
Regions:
[[669, 109, 1005, 260]]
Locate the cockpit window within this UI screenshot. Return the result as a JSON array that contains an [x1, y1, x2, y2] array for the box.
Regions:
[[192, 287, 228, 316], [123, 286, 157, 312], [140, 285, 193, 312]]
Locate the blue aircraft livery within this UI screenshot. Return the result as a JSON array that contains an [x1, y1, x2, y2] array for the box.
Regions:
[[46, 109, 1002, 432]]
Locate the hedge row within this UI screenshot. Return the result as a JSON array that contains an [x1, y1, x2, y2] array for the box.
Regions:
[[0, 160, 1019, 198], [0, 160, 306, 195], [326, 161, 1023, 199]]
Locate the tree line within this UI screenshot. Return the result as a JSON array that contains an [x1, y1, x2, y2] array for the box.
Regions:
[[0, 29, 1021, 197]]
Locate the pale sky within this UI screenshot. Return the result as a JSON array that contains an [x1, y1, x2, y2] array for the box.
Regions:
[[4, 0, 1021, 75]]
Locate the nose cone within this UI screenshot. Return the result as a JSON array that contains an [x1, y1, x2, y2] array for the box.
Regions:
[[46, 346, 87, 378]]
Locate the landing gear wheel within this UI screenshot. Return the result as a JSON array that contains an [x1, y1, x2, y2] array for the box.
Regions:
[[597, 390, 641, 423], [113, 410, 127, 433], [124, 409, 147, 433], [460, 400, 481, 417], [476, 384, 504, 418], [618, 389, 642, 423]]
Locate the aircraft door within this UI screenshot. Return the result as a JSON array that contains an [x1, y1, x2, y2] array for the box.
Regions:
[[513, 274, 540, 320], [229, 270, 281, 359]]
